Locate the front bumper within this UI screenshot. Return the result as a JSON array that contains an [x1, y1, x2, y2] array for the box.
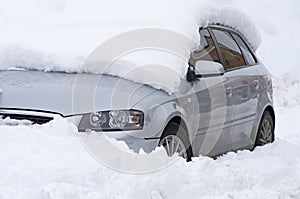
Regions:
[[67, 115, 161, 153], [0, 109, 161, 153]]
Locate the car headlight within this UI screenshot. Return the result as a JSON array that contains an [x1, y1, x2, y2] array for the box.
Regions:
[[78, 110, 144, 131]]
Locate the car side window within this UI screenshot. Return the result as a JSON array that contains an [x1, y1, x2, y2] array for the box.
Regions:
[[212, 29, 246, 70], [189, 29, 221, 66], [231, 32, 257, 65]]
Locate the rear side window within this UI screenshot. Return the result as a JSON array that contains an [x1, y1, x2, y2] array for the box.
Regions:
[[212, 29, 246, 70], [189, 29, 221, 66], [231, 32, 257, 65]]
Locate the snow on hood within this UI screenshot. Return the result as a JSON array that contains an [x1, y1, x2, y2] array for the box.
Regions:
[[0, 0, 261, 94]]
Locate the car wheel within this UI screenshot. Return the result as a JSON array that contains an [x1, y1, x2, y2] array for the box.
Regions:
[[159, 122, 193, 161], [255, 110, 275, 147]]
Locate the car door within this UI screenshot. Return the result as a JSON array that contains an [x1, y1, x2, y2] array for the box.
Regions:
[[211, 28, 260, 150], [229, 32, 261, 149], [189, 28, 233, 157]]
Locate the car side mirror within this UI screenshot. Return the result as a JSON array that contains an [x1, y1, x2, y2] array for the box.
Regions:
[[186, 60, 225, 82], [194, 60, 225, 77]]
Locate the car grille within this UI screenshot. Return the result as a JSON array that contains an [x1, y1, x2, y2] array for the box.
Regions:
[[0, 114, 53, 125]]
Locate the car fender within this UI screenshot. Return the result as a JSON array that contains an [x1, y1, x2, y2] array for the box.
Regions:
[[132, 91, 191, 140]]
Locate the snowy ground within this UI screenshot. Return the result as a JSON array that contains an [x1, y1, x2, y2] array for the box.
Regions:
[[0, 77, 299, 199]]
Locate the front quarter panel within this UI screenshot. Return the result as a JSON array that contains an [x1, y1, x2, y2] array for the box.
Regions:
[[132, 90, 192, 140]]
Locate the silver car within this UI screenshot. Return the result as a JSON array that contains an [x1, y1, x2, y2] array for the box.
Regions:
[[0, 25, 275, 161]]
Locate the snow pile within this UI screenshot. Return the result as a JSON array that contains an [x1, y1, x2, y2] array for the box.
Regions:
[[0, 116, 32, 126], [0, 0, 261, 93]]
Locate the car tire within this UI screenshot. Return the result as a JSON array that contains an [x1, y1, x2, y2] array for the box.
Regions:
[[255, 110, 275, 147], [159, 122, 193, 161]]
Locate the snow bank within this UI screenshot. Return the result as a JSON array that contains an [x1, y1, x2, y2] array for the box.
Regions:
[[0, 0, 261, 93]]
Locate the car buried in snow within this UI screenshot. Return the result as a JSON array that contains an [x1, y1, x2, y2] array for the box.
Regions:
[[0, 24, 275, 161]]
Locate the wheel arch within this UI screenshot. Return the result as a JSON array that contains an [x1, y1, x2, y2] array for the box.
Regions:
[[161, 116, 189, 138], [251, 104, 275, 147], [160, 115, 193, 160], [264, 105, 275, 129], [253, 105, 275, 148]]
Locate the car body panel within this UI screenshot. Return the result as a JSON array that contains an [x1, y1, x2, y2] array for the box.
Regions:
[[189, 75, 232, 156], [227, 65, 261, 150]]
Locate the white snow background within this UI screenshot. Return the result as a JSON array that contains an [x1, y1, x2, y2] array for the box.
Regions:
[[0, 0, 300, 198]]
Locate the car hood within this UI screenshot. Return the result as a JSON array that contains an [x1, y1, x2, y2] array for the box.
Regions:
[[0, 70, 157, 116]]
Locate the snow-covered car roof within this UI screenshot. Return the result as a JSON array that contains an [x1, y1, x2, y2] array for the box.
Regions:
[[0, 1, 261, 94]]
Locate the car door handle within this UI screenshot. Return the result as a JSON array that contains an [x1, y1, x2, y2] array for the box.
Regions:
[[224, 77, 230, 82], [253, 80, 259, 90], [226, 87, 232, 97]]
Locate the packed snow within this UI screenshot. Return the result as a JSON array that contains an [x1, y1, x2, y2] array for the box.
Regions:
[[0, 0, 300, 198]]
